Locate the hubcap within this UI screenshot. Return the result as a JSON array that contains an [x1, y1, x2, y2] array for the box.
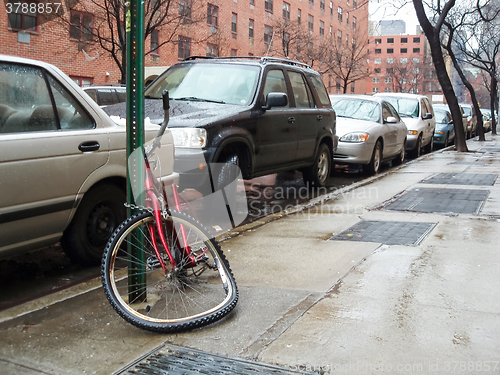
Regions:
[[88, 203, 117, 246], [317, 151, 329, 183]]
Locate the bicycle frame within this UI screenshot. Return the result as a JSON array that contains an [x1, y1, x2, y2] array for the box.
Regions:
[[142, 153, 199, 273]]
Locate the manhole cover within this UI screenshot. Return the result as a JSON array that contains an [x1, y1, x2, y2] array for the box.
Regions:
[[329, 220, 437, 245], [118, 344, 315, 375], [423, 173, 497, 186], [385, 188, 489, 214]]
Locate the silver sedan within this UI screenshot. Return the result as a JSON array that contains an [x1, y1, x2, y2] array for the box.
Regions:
[[330, 95, 408, 175]]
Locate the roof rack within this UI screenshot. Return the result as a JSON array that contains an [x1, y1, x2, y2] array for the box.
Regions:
[[182, 56, 312, 70]]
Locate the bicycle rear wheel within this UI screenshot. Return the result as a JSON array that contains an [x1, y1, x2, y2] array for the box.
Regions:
[[101, 210, 238, 333]]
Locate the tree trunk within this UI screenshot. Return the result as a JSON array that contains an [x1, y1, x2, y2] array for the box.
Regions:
[[121, 45, 127, 84]]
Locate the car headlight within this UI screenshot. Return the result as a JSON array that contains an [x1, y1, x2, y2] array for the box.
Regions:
[[339, 132, 369, 142], [435, 130, 444, 135], [169, 128, 207, 148], [408, 130, 418, 135]]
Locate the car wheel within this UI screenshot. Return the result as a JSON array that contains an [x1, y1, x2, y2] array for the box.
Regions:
[[303, 143, 331, 189], [425, 137, 434, 153], [393, 140, 405, 166], [61, 184, 126, 265], [365, 140, 382, 175], [409, 135, 422, 158], [443, 134, 449, 148]]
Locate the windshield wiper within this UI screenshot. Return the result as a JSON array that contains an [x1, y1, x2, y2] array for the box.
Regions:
[[175, 97, 226, 104]]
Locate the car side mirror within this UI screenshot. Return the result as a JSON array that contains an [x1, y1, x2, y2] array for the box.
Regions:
[[385, 116, 398, 124], [423, 113, 432, 120], [449, 120, 454, 125], [263, 92, 288, 110]]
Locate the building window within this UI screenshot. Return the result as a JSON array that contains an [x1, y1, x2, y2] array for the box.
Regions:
[[71, 76, 93, 87], [337, 30, 342, 44], [231, 13, 237, 33], [374, 68, 381, 73], [413, 48, 420, 53], [413, 37, 420, 43], [375, 38, 381, 44], [387, 58, 393, 64], [179, 0, 191, 18], [384, 87, 391, 92], [387, 48, 393, 53], [298, 9, 301, 24], [338, 7, 342, 22], [352, 16, 356, 31], [207, 43, 217, 57], [413, 57, 420, 63], [178, 36, 191, 59], [386, 68, 393, 73], [320, 0, 325, 13], [264, 25, 273, 43], [350, 82, 355, 93], [375, 48, 381, 54], [207, 4, 218, 26], [249, 19, 254, 38], [309, 0, 314, 8], [319, 21, 324, 38], [387, 37, 394, 43], [401, 37, 408, 43], [151, 30, 159, 54], [374, 58, 381, 64], [250, 0, 254, 5], [7, 0, 37, 31], [400, 57, 407, 63], [265, 0, 273, 12], [70, 11, 93, 41], [308, 15, 313, 32], [400, 48, 407, 53], [283, 2, 291, 21], [353, 0, 357, 8], [346, 12, 349, 25], [372, 77, 379, 83], [385, 77, 392, 83], [372, 87, 379, 93], [330, 1, 333, 18]]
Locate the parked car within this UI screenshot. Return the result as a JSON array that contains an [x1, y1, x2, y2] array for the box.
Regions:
[[480, 108, 492, 132], [0, 55, 176, 265], [329, 95, 407, 174], [83, 85, 127, 107], [433, 103, 467, 138], [459, 103, 477, 138], [375, 93, 436, 158], [105, 56, 338, 190], [433, 107, 455, 148]]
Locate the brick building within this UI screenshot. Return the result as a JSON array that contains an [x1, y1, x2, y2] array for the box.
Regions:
[[1, 0, 368, 92], [366, 33, 441, 97]]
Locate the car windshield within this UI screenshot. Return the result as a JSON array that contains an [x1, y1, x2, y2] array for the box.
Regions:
[[145, 63, 260, 106], [383, 97, 419, 118], [331, 98, 381, 122], [462, 106, 472, 116], [434, 109, 449, 124]]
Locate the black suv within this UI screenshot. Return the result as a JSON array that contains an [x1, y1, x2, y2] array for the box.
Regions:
[[105, 56, 337, 191]]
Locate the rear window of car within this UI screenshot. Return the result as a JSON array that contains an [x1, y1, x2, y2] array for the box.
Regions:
[[309, 75, 331, 107]]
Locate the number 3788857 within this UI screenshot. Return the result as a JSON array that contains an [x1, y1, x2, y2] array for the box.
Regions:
[[6, 2, 62, 14]]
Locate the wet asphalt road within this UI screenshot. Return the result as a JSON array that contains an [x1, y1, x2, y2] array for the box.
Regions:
[[0, 161, 398, 312]]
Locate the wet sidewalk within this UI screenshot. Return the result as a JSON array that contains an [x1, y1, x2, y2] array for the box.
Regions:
[[1, 135, 499, 375]]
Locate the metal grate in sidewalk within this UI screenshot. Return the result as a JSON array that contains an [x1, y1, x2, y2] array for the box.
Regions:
[[384, 188, 489, 214], [117, 344, 315, 375], [422, 173, 497, 186], [329, 220, 436, 245]]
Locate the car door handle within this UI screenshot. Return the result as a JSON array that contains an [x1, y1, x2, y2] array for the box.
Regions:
[[288, 117, 295, 123], [317, 115, 323, 121], [79, 141, 100, 152]]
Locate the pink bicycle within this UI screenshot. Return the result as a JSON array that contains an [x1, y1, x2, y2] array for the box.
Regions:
[[101, 91, 238, 333]]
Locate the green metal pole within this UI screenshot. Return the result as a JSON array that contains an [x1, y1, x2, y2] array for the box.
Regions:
[[126, 0, 146, 301]]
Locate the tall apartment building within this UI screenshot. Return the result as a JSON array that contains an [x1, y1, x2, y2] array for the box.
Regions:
[[366, 34, 441, 97], [1, 0, 368, 93]]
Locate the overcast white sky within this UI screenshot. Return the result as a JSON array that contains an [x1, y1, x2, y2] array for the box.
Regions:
[[369, 0, 421, 35]]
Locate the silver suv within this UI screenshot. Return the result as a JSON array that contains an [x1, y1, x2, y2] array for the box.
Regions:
[[83, 85, 127, 108], [0, 55, 176, 265]]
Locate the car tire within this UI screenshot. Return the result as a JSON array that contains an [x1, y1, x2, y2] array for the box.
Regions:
[[393, 140, 405, 166], [424, 137, 434, 153], [303, 143, 331, 189], [364, 140, 382, 175], [61, 184, 126, 265], [409, 135, 422, 159], [443, 134, 449, 148]]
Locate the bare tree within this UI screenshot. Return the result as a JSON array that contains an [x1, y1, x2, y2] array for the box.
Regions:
[[55, 0, 205, 83], [412, 0, 468, 151]]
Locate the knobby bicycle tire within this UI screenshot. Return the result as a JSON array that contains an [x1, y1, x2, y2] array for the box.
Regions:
[[101, 210, 238, 333]]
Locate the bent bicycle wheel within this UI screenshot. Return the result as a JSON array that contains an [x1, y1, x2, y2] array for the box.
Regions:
[[101, 210, 238, 333]]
